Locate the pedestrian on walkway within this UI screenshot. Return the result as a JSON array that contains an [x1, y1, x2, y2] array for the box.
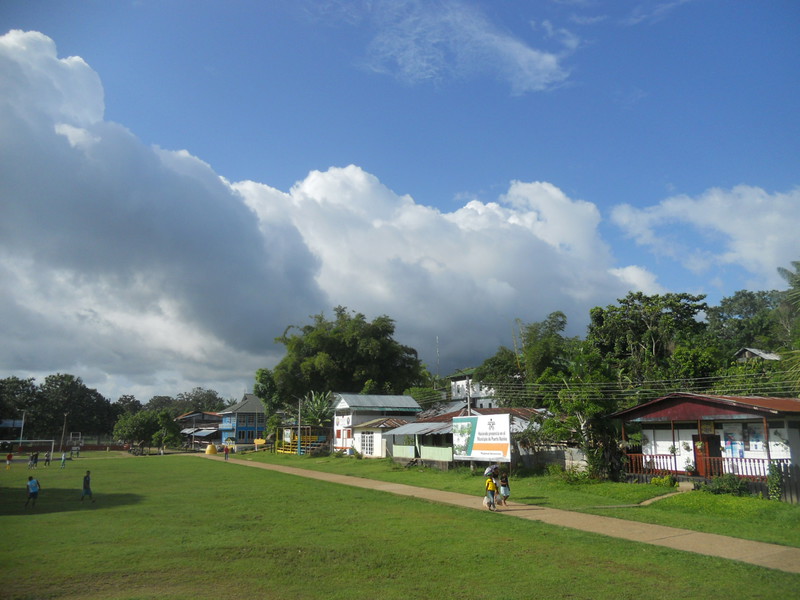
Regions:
[[80, 470, 95, 503], [498, 470, 510, 507], [485, 471, 498, 511], [25, 475, 41, 508], [223, 445, 229, 461]]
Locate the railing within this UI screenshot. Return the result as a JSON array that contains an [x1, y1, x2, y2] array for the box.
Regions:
[[625, 454, 790, 481]]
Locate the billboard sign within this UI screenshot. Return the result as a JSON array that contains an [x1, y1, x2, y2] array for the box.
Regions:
[[452, 414, 510, 462]]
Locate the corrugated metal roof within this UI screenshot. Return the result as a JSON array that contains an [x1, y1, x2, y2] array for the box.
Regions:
[[355, 417, 410, 429], [218, 393, 265, 415], [612, 392, 800, 418], [735, 347, 781, 361], [387, 421, 453, 436], [334, 393, 421, 411]]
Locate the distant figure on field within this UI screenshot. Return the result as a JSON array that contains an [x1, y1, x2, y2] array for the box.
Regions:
[[44, 451, 51, 467], [25, 476, 41, 508], [224, 445, 229, 461], [80, 470, 94, 503], [60, 451, 67, 469], [5, 452, 12, 470]]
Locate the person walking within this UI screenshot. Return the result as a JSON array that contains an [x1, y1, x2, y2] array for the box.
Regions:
[[59, 451, 67, 469], [5, 452, 12, 470], [485, 471, 498, 511], [44, 451, 51, 467], [25, 475, 41, 508], [80, 470, 95, 503], [498, 470, 510, 507], [223, 445, 230, 461]]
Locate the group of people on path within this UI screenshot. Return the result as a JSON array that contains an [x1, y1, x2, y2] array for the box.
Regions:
[[24, 470, 94, 509], [484, 465, 510, 511]]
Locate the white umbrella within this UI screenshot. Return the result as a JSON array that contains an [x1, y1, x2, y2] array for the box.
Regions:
[[483, 464, 498, 476]]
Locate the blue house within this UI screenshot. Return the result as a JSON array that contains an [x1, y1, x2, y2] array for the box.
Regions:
[[218, 394, 266, 449]]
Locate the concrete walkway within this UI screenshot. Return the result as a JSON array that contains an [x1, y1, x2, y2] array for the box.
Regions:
[[200, 454, 800, 574]]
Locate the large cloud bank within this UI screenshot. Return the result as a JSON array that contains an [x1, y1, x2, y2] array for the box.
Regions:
[[1, 30, 795, 400]]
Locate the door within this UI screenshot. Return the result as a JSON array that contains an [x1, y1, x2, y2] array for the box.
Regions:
[[693, 434, 721, 477]]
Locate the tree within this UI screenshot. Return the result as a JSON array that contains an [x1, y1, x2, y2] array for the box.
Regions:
[[588, 292, 708, 383], [473, 346, 527, 406], [32, 374, 115, 439], [254, 368, 280, 415], [112, 410, 160, 450], [301, 391, 334, 427], [705, 290, 785, 355], [270, 306, 424, 403], [521, 311, 572, 379], [115, 395, 143, 415], [0, 377, 39, 425]]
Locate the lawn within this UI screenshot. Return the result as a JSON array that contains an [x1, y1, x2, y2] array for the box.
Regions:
[[1, 454, 796, 599], [238, 450, 800, 547]]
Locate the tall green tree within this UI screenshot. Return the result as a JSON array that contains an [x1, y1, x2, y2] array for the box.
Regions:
[[588, 292, 708, 383], [32, 374, 115, 439], [270, 306, 424, 402], [705, 290, 785, 355]]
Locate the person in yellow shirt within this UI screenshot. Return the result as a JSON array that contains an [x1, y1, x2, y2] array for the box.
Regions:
[[485, 474, 498, 511]]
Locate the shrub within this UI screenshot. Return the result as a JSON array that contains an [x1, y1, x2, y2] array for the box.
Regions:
[[650, 474, 677, 488], [767, 462, 783, 501], [701, 473, 750, 496]]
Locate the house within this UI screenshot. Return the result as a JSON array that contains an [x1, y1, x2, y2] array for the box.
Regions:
[[387, 407, 554, 470], [352, 417, 411, 458], [217, 394, 266, 450], [448, 368, 496, 409], [332, 393, 422, 453], [734, 348, 781, 363], [175, 411, 222, 448], [611, 392, 800, 479]]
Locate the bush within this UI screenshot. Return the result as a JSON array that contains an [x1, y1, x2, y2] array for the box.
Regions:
[[701, 474, 750, 496], [650, 474, 677, 488]]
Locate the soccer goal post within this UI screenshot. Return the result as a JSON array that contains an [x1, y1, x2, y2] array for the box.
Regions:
[[2, 439, 55, 456]]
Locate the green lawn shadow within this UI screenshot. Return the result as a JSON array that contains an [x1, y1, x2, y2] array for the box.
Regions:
[[0, 485, 143, 515]]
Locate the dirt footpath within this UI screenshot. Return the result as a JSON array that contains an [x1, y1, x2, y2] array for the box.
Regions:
[[199, 454, 800, 574]]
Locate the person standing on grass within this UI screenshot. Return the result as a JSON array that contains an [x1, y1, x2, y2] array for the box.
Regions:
[[485, 471, 498, 511], [25, 475, 41, 508], [5, 452, 12, 470], [223, 445, 229, 461], [59, 451, 67, 469], [80, 470, 95, 503], [44, 451, 51, 467]]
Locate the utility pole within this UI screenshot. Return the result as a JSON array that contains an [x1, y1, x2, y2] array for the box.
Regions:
[[18, 410, 26, 451], [59, 413, 68, 453]]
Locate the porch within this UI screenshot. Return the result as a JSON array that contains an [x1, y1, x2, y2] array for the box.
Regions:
[[625, 453, 790, 480]]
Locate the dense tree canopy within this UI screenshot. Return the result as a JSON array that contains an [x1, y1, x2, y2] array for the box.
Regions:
[[266, 306, 424, 405]]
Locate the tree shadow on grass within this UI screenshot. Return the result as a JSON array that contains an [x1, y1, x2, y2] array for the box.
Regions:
[[0, 485, 144, 515]]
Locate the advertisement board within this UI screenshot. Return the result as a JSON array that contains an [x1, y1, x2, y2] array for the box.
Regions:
[[452, 414, 510, 462]]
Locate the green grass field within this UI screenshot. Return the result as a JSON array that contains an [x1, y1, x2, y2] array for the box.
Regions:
[[1, 454, 798, 599], [238, 450, 800, 547]]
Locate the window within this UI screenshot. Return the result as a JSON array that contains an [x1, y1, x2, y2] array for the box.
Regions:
[[362, 433, 374, 455]]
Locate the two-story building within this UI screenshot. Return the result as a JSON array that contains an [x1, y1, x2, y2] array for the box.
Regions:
[[333, 393, 421, 453], [217, 394, 265, 450]]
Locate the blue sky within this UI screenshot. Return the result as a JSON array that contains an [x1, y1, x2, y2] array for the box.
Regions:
[[1, 1, 798, 402]]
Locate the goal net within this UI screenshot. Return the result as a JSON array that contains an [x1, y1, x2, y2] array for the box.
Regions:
[[1, 439, 55, 457]]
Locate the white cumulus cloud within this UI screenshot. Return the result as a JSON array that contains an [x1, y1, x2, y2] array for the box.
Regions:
[[0, 29, 653, 400]]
